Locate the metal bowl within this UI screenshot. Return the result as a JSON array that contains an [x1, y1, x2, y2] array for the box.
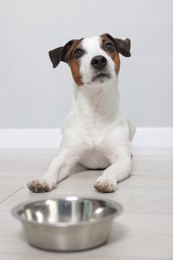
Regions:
[[12, 196, 122, 251]]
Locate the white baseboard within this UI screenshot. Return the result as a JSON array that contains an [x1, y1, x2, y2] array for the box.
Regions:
[[0, 129, 62, 149], [132, 127, 173, 148], [0, 128, 172, 149]]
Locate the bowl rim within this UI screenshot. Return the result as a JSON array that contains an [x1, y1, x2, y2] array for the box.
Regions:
[[11, 196, 122, 227]]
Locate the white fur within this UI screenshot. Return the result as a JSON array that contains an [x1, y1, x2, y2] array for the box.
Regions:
[[27, 36, 135, 193]]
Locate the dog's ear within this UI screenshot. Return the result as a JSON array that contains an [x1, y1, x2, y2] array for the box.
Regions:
[[48, 47, 63, 68], [114, 38, 131, 57], [103, 33, 131, 57], [48, 40, 74, 68]]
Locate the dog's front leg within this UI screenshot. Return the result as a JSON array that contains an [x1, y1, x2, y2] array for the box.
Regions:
[[27, 148, 80, 193], [94, 147, 132, 193]]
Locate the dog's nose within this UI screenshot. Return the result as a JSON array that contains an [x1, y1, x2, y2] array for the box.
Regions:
[[91, 55, 107, 69]]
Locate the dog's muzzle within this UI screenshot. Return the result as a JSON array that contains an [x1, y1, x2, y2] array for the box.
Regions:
[[91, 55, 111, 83]]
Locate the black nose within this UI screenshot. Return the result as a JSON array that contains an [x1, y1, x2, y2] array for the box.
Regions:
[[91, 55, 107, 69]]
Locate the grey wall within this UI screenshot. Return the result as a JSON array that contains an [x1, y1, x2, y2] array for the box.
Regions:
[[0, 0, 173, 128]]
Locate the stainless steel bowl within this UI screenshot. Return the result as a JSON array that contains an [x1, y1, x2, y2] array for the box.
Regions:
[[12, 197, 122, 251]]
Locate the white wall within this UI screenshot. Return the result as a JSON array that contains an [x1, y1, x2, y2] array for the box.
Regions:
[[0, 0, 173, 128]]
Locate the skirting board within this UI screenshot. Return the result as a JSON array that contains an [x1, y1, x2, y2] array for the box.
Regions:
[[0, 128, 173, 149]]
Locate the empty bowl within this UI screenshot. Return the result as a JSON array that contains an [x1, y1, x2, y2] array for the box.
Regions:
[[12, 196, 122, 251]]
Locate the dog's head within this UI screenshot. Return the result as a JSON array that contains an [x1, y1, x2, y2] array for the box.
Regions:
[[49, 33, 131, 86]]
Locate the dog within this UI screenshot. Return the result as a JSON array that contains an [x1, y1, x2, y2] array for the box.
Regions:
[[27, 33, 135, 193]]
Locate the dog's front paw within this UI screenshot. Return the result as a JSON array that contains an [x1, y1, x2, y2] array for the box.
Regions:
[[27, 178, 57, 193], [94, 176, 117, 193]]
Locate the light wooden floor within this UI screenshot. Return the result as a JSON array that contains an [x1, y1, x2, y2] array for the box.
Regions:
[[0, 148, 173, 260]]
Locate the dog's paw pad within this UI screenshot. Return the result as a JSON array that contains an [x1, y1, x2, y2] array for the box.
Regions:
[[27, 178, 56, 193], [94, 177, 117, 193]]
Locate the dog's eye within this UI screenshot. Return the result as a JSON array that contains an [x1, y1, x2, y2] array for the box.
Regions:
[[104, 42, 115, 52], [74, 48, 84, 59]]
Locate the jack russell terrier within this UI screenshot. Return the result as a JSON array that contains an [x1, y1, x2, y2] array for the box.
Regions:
[[27, 33, 135, 193]]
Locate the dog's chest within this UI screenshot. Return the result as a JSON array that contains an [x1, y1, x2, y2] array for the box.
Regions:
[[79, 148, 110, 169]]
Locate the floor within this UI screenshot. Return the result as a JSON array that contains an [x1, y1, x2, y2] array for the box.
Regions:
[[0, 148, 173, 260]]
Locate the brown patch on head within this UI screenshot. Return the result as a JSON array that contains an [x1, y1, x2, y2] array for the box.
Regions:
[[63, 39, 84, 86], [100, 34, 120, 75]]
